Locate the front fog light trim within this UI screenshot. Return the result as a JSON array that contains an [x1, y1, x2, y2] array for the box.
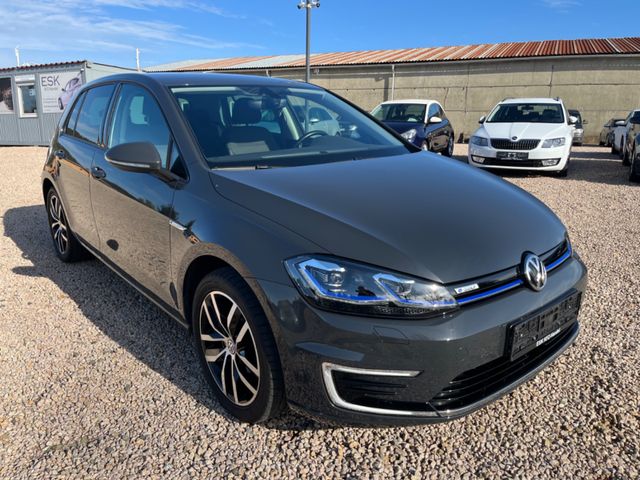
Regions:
[[541, 159, 561, 166]]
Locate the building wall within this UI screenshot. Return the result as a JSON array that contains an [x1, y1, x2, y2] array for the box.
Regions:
[[0, 62, 131, 146], [236, 55, 640, 143]]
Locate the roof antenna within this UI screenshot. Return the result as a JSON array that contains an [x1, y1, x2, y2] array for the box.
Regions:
[[136, 48, 141, 72]]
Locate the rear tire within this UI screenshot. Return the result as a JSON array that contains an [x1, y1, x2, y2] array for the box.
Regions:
[[622, 143, 631, 166], [443, 135, 454, 157], [192, 268, 286, 423], [45, 188, 88, 262]]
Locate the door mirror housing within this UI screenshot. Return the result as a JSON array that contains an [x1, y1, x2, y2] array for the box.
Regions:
[[478, 115, 486, 124], [105, 142, 162, 173], [569, 116, 578, 125], [615, 120, 626, 127], [428, 116, 442, 125]]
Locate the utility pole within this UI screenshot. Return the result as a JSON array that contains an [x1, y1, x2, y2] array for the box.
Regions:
[[15, 46, 20, 67], [136, 48, 141, 72], [297, 0, 320, 83]]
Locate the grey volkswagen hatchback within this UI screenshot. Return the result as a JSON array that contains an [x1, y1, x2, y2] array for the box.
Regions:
[[42, 73, 587, 425]]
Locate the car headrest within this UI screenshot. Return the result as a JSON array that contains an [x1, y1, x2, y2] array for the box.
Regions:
[[232, 97, 262, 125]]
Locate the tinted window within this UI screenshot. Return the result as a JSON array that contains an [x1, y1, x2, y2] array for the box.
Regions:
[[487, 103, 565, 124], [64, 91, 85, 136], [74, 84, 115, 144], [109, 84, 170, 163], [427, 103, 439, 120], [372, 103, 426, 123]]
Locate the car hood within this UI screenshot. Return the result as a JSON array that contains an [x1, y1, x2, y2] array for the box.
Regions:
[[211, 153, 566, 284], [478, 122, 569, 140], [381, 121, 423, 134]]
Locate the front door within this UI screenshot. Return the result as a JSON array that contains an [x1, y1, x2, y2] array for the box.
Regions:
[[91, 83, 176, 304]]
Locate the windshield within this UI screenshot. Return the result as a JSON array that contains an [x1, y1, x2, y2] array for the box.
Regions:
[[371, 103, 426, 123], [487, 103, 565, 124], [171, 85, 408, 168]]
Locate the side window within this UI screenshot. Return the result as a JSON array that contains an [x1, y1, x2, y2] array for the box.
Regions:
[[437, 106, 447, 120], [64, 91, 86, 136], [109, 84, 170, 163], [74, 84, 115, 145]]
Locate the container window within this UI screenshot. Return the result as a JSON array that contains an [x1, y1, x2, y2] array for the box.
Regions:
[[17, 82, 37, 117]]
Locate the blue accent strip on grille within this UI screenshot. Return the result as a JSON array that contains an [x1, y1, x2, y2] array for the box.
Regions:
[[456, 244, 572, 306], [457, 279, 524, 305], [545, 244, 572, 272]]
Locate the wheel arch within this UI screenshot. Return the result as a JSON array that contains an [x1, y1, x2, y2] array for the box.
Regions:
[[42, 178, 55, 203]]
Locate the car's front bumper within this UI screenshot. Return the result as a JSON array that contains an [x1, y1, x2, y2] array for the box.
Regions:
[[257, 256, 587, 425], [468, 144, 571, 171]]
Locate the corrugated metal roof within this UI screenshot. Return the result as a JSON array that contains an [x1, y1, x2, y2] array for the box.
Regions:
[[151, 36, 640, 72], [0, 60, 86, 73]]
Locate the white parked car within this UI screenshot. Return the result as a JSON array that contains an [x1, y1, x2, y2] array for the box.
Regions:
[[468, 98, 576, 177], [611, 109, 640, 158]]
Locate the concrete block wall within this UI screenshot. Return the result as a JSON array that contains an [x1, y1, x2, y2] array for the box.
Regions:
[[241, 55, 640, 143]]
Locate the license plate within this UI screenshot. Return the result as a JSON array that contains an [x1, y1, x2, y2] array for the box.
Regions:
[[507, 292, 581, 361], [497, 151, 529, 160]]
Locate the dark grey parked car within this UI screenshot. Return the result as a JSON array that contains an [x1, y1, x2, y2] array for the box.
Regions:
[[42, 73, 587, 425]]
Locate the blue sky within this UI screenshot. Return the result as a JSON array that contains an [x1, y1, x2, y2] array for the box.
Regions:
[[0, 0, 638, 69]]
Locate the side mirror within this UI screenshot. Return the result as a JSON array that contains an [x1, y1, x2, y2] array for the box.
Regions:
[[428, 116, 442, 125], [309, 117, 320, 124], [478, 115, 486, 124], [105, 142, 162, 173], [615, 120, 626, 127], [583, 119, 588, 125], [569, 116, 578, 125]]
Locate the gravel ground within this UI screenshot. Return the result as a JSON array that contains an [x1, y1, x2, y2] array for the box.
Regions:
[[0, 145, 638, 479]]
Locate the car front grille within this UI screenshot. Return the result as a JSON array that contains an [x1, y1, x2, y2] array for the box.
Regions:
[[429, 322, 577, 412], [491, 139, 540, 150], [483, 158, 556, 168]]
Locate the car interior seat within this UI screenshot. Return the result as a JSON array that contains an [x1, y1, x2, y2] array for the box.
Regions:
[[222, 97, 278, 156]]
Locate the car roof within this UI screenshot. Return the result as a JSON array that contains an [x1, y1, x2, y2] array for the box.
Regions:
[[499, 97, 563, 104], [84, 71, 318, 90], [378, 99, 438, 106]]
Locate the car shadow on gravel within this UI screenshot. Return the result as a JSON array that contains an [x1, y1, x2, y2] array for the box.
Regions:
[[4, 205, 338, 432]]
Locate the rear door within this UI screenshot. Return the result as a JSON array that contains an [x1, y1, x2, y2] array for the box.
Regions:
[[52, 84, 116, 248], [91, 82, 179, 304]]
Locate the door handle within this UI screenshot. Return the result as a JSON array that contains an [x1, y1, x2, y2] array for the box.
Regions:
[[91, 166, 106, 179], [55, 150, 66, 159]]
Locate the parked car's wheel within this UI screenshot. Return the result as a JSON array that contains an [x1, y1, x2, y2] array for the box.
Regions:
[[443, 135, 454, 157], [192, 268, 285, 423], [622, 142, 631, 166], [630, 150, 640, 183], [611, 138, 618, 154], [45, 188, 88, 262]]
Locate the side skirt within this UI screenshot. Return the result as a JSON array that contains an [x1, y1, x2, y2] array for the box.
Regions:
[[76, 235, 190, 330]]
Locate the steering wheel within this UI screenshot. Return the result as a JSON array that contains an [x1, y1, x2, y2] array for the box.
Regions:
[[295, 130, 328, 148]]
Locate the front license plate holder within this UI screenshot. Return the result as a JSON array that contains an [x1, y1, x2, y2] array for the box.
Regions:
[[497, 151, 529, 160], [507, 292, 581, 361]]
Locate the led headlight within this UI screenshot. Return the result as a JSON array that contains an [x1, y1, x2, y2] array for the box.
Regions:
[[284, 256, 457, 317], [542, 137, 566, 148], [401, 129, 417, 142], [470, 136, 489, 146]]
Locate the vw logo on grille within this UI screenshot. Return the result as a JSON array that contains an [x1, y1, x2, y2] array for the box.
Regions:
[[522, 253, 547, 291], [511, 136, 518, 141]]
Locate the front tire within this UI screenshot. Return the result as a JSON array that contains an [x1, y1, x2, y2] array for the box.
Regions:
[[192, 268, 285, 423], [45, 188, 87, 262]]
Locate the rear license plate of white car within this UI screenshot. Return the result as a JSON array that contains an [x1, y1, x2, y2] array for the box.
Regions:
[[497, 151, 529, 160], [507, 292, 581, 361]]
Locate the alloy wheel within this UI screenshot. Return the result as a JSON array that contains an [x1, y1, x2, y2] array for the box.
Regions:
[[49, 193, 69, 255], [199, 291, 260, 406]]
